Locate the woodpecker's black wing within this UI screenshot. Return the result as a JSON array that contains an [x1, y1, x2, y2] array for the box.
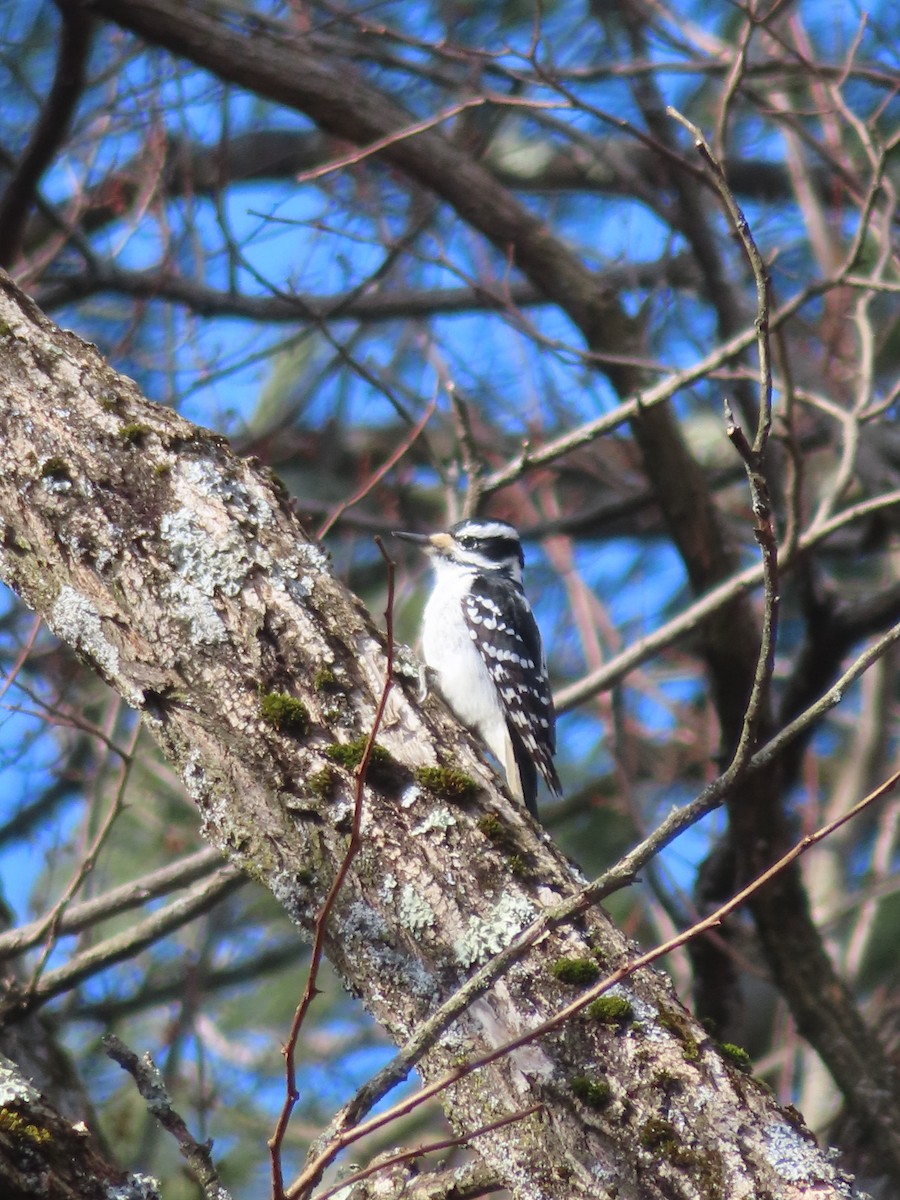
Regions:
[[462, 572, 561, 811]]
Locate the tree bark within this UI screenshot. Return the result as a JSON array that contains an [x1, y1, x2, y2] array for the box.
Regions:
[[0, 1051, 158, 1200], [0, 272, 864, 1198]]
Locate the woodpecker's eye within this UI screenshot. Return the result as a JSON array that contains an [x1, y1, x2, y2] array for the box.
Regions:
[[458, 537, 478, 549]]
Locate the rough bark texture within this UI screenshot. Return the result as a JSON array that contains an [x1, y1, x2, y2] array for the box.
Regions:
[[72, 17, 900, 1160], [0, 1051, 157, 1200], [0, 272, 864, 1198]]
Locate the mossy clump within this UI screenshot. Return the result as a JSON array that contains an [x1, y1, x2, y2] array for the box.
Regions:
[[641, 1116, 675, 1149], [658, 1007, 701, 1062], [571, 1076, 611, 1110], [586, 994, 633, 1024], [477, 812, 518, 850], [718, 1042, 752, 1074], [474, 815, 531, 876], [551, 957, 600, 986], [313, 666, 339, 693], [639, 1117, 696, 1167], [478, 812, 504, 838], [308, 767, 337, 800], [326, 735, 392, 776], [414, 764, 478, 801], [259, 691, 310, 735], [508, 853, 528, 878], [40, 457, 70, 481], [119, 422, 151, 445]]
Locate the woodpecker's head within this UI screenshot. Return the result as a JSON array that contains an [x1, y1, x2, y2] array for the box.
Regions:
[[394, 518, 524, 582]]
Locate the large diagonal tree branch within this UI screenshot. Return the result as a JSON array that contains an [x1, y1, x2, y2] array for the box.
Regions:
[[0, 272, 862, 1198], [45, 0, 900, 1180]]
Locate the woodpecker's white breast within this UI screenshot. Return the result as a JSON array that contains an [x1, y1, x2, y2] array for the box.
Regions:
[[420, 556, 509, 762]]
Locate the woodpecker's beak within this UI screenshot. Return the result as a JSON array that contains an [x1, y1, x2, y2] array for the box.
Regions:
[[393, 531, 454, 554], [392, 530, 432, 546]]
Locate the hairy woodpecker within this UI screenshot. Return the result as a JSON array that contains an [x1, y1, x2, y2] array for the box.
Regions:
[[394, 517, 561, 816]]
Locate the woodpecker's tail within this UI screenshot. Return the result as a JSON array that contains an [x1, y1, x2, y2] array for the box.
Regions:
[[506, 726, 540, 819]]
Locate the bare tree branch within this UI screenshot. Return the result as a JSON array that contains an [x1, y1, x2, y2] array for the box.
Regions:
[[0, 4, 93, 268], [0, 267, 867, 1199]]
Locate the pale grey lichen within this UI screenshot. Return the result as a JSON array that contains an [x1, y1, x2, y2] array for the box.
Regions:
[[165, 580, 227, 645], [267, 869, 316, 931], [290, 541, 330, 573], [394, 954, 437, 1004], [181, 749, 213, 809], [398, 884, 435, 934], [342, 902, 438, 1007], [402, 784, 425, 811], [40, 475, 72, 494], [180, 458, 270, 525], [104, 1173, 162, 1200], [274, 543, 330, 603], [51, 585, 122, 684], [764, 1119, 842, 1186], [159, 507, 259, 599], [134, 1052, 168, 1117], [0, 1061, 40, 1105], [412, 806, 457, 834], [281, 573, 312, 602], [343, 901, 389, 942], [616, 989, 662, 1032], [163, 462, 328, 618], [454, 891, 536, 967]]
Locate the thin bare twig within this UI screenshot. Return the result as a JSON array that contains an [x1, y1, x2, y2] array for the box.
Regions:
[[25, 714, 142, 994], [297, 611, 900, 1171], [311, 1103, 541, 1200], [104, 1033, 229, 1200], [0, 4, 93, 267], [289, 766, 899, 1196], [555, 486, 900, 713], [0, 846, 224, 960], [0, 613, 41, 705], [317, 395, 438, 539], [712, 2, 756, 163], [447, 384, 486, 520], [667, 105, 779, 772], [269, 538, 397, 1200], [0, 865, 244, 1023], [479, 270, 838, 497]]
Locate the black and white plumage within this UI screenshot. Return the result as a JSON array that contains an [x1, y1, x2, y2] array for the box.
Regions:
[[394, 517, 561, 816]]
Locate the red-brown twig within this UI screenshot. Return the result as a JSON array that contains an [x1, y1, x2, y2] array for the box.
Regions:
[[286, 766, 899, 1197], [281, 612, 900, 1196], [312, 1102, 541, 1200], [268, 537, 396, 1200], [0, 612, 41, 706], [316, 396, 437, 539]]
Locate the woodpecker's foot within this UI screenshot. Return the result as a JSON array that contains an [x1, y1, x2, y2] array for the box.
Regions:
[[393, 643, 430, 704]]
